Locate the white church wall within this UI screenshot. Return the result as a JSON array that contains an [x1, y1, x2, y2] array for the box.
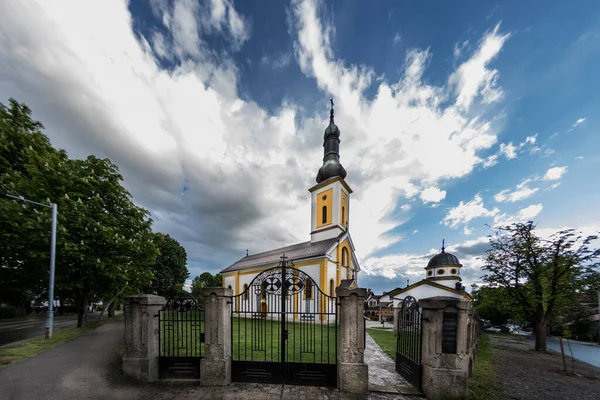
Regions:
[[392, 284, 464, 307], [224, 275, 235, 292]]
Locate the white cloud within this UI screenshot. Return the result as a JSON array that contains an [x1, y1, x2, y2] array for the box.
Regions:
[[482, 134, 537, 168], [494, 204, 543, 226], [0, 0, 514, 277], [400, 204, 411, 211], [393, 33, 402, 46], [568, 117, 586, 132], [420, 187, 447, 203], [260, 52, 292, 69], [412, 229, 419, 234], [443, 194, 499, 228], [543, 166, 567, 181], [463, 226, 473, 235], [494, 178, 539, 202], [449, 23, 510, 111]]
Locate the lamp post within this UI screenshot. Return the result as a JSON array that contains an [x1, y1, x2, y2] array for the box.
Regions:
[[0, 192, 57, 339]]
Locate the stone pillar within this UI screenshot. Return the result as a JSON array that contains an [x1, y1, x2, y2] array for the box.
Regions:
[[200, 287, 233, 386], [419, 296, 472, 400], [336, 287, 368, 394], [122, 294, 166, 382]]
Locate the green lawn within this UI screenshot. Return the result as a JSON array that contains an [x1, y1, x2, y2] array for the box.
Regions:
[[467, 334, 504, 399], [159, 314, 337, 364]]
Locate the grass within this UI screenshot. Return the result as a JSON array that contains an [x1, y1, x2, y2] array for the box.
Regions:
[[467, 334, 504, 400], [159, 315, 337, 364], [0, 315, 122, 369], [367, 327, 397, 360]]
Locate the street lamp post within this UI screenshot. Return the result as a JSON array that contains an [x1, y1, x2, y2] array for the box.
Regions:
[[0, 192, 57, 339]]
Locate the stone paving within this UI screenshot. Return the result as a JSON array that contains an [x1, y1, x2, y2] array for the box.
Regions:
[[363, 320, 422, 398]]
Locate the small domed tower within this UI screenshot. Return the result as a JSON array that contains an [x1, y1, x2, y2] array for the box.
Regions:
[[425, 240, 463, 289]]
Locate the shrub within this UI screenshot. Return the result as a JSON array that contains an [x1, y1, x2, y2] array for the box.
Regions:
[[0, 306, 17, 319]]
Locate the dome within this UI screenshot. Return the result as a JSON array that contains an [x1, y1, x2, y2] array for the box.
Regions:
[[427, 251, 460, 268], [324, 120, 340, 139]]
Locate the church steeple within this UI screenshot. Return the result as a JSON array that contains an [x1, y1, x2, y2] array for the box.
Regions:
[[316, 99, 347, 183]]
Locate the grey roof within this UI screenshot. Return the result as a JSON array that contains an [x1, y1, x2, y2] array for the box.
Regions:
[[221, 233, 344, 273], [427, 251, 461, 268]]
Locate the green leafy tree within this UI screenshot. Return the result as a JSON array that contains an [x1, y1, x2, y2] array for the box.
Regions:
[[148, 233, 189, 297], [472, 285, 523, 325], [191, 272, 222, 300], [482, 221, 599, 351], [0, 99, 68, 309]]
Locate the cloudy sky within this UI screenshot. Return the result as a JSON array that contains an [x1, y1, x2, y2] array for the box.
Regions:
[[1, 0, 599, 294]]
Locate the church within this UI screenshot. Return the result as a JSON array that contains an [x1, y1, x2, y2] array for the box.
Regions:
[[221, 103, 360, 306], [391, 242, 473, 308]]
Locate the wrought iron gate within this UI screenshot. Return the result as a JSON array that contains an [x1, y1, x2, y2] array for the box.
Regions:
[[395, 296, 422, 389], [158, 292, 204, 379], [231, 255, 338, 387]]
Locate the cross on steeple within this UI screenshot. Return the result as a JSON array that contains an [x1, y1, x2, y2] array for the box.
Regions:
[[442, 239, 445, 253]]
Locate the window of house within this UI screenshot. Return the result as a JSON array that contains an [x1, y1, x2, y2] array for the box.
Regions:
[[322, 205, 327, 224]]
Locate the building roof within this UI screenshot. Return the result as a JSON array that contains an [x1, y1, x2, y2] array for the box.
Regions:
[[392, 279, 473, 301], [427, 250, 461, 268], [221, 233, 344, 273], [339, 279, 356, 289]]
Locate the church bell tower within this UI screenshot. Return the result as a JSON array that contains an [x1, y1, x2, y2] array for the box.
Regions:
[[309, 100, 353, 243]]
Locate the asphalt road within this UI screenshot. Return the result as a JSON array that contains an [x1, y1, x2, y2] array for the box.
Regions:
[[547, 336, 600, 368], [0, 319, 139, 400], [0, 314, 87, 346]]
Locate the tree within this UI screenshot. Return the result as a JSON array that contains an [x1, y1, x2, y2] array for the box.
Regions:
[[191, 272, 222, 300], [472, 285, 523, 325], [148, 233, 188, 297], [482, 221, 599, 351], [0, 99, 69, 309]]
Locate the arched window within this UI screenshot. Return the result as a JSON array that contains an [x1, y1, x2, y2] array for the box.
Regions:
[[329, 279, 335, 297], [342, 247, 349, 267], [322, 205, 328, 224], [242, 284, 248, 300], [305, 279, 313, 300], [342, 206, 345, 225]]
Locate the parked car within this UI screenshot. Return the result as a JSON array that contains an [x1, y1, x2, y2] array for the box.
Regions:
[[484, 326, 501, 333]]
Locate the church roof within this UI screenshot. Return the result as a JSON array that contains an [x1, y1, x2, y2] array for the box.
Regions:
[[392, 279, 473, 300], [221, 233, 345, 273], [426, 250, 461, 268]]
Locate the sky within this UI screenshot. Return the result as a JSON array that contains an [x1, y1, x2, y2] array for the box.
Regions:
[[1, 0, 599, 295]]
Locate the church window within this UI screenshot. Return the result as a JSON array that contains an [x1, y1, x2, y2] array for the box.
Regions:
[[428, 270, 433, 276], [342, 247, 349, 267], [329, 279, 335, 296], [242, 284, 248, 300], [438, 269, 445, 275], [342, 206, 345, 225], [228, 285, 232, 290], [322, 206, 327, 224], [451, 269, 457, 274], [305, 279, 313, 300]]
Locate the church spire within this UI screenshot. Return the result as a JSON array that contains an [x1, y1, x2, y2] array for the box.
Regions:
[[316, 99, 347, 183]]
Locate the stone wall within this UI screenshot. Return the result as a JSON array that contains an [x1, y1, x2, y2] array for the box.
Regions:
[[419, 296, 480, 400]]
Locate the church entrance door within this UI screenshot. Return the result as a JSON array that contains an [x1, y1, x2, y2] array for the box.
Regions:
[[231, 255, 338, 387], [395, 296, 422, 389]]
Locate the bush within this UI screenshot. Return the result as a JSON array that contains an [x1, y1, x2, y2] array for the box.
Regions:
[[0, 306, 17, 319]]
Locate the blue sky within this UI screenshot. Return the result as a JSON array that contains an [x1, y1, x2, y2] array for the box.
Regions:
[[1, 1, 599, 294]]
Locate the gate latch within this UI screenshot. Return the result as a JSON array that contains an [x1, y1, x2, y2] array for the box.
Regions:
[[283, 330, 288, 340]]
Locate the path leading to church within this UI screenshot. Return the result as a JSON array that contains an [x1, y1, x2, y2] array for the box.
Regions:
[[364, 321, 422, 396]]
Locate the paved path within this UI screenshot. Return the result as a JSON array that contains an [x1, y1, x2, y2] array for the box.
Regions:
[[363, 321, 421, 397], [0, 314, 82, 346], [547, 336, 600, 368], [0, 319, 423, 399]]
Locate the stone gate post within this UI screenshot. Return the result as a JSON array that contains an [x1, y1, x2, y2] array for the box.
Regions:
[[336, 287, 368, 394], [122, 294, 166, 382], [200, 287, 233, 386], [419, 296, 472, 400]]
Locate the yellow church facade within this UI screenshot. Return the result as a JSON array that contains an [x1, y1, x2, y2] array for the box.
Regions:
[[220, 103, 360, 315]]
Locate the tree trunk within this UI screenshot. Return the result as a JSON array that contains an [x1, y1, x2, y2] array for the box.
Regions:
[[107, 302, 115, 318], [75, 289, 89, 328], [96, 289, 123, 323], [534, 314, 548, 351]]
